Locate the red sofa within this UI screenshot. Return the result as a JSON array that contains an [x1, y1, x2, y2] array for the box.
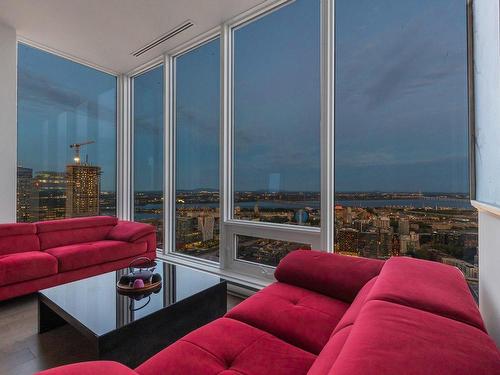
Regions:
[[0, 216, 156, 301], [36, 250, 500, 375]]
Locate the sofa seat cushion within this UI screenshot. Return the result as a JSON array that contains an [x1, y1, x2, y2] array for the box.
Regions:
[[45, 240, 147, 272], [136, 318, 316, 375], [0, 251, 58, 286], [226, 282, 349, 354], [328, 300, 500, 375], [37, 361, 138, 375]]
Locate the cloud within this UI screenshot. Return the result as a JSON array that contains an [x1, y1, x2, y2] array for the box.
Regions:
[[18, 69, 116, 122]]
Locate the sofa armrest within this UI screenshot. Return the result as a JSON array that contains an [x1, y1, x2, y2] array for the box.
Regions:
[[107, 221, 156, 243], [35, 361, 138, 375], [274, 250, 384, 303]]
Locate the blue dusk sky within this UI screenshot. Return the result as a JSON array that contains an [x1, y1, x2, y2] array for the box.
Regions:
[[18, 0, 469, 194]]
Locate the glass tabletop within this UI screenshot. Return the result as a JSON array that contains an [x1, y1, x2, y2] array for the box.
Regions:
[[39, 260, 224, 336]]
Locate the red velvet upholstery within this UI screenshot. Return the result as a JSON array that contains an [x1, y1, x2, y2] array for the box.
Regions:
[[0, 222, 36, 236], [136, 318, 316, 375], [36, 216, 118, 233], [38, 225, 116, 250], [36, 361, 138, 375], [33, 252, 500, 375], [0, 217, 157, 301], [366, 257, 485, 331], [226, 282, 349, 354], [45, 240, 147, 272], [0, 223, 39, 256], [332, 276, 377, 335], [0, 251, 57, 286], [328, 300, 500, 375], [107, 221, 156, 242], [307, 326, 352, 375], [275, 250, 384, 303], [0, 251, 156, 301]]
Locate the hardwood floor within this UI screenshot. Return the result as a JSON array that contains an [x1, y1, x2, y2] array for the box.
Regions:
[[0, 293, 243, 375]]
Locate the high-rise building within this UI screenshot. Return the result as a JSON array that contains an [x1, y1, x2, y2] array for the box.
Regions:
[[66, 165, 101, 217], [198, 213, 215, 242], [374, 216, 390, 229], [398, 218, 410, 235], [17, 166, 33, 222], [338, 228, 359, 254], [400, 231, 420, 255], [33, 171, 67, 221]]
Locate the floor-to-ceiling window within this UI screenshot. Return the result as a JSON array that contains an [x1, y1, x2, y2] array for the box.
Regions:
[[133, 65, 164, 248], [226, 0, 321, 274], [174, 38, 220, 262], [334, 0, 477, 294], [17, 43, 117, 222]]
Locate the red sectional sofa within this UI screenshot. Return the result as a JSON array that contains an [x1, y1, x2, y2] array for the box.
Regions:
[[0, 216, 156, 301], [37, 250, 500, 375]]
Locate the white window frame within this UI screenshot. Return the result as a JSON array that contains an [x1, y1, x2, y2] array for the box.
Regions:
[[126, 58, 165, 237], [163, 28, 222, 266], [122, 0, 335, 286]]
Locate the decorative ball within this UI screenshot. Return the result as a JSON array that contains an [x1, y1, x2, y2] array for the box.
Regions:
[[151, 274, 162, 283], [133, 279, 145, 289]]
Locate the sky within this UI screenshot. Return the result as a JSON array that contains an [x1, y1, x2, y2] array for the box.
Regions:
[[18, 0, 469, 194]]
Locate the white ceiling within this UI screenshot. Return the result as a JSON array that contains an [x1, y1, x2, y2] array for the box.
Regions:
[[0, 0, 266, 74]]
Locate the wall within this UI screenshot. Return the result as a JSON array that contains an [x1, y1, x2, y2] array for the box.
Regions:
[[478, 208, 500, 344], [473, 0, 500, 345], [0, 21, 17, 223]]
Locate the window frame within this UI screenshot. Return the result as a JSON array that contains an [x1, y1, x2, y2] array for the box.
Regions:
[[128, 60, 166, 247], [15, 39, 120, 222], [124, 0, 335, 284]]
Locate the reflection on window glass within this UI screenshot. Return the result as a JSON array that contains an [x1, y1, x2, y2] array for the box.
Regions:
[[175, 38, 220, 262], [236, 235, 311, 267], [17, 43, 117, 222], [233, 0, 321, 227], [334, 0, 477, 296], [133, 66, 164, 249]]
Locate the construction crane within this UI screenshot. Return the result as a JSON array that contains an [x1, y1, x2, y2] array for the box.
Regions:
[[69, 140, 95, 165]]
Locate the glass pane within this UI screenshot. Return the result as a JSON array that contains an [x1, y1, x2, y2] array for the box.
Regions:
[[233, 0, 321, 227], [334, 0, 477, 295], [236, 235, 311, 267], [17, 44, 117, 222], [133, 66, 164, 249], [175, 38, 220, 262]]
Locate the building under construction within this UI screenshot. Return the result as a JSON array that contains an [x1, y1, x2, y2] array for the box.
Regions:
[[65, 140, 101, 218]]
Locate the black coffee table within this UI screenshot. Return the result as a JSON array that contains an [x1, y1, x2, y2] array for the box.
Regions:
[[38, 260, 227, 367]]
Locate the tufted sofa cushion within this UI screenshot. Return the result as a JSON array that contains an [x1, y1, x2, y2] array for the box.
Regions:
[[226, 282, 349, 354], [136, 317, 316, 375]]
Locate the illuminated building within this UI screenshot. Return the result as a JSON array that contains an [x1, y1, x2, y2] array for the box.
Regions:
[[198, 213, 215, 241], [338, 228, 359, 254], [33, 171, 67, 221], [66, 164, 101, 217], [16, 166, 33, 222]]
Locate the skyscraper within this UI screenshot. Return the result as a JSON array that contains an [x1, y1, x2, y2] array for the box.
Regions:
[[33, 171, 67, 221], [198, 213, 215, 242], [66, 165, 101, 217], [17, 166, 33, 222], [399, 218, 410, 235]]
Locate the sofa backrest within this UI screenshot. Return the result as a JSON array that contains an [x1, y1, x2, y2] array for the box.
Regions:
[[36, 216, 118, 250], [365, 256, 484, 331], [308, 257, 497, 375], [0, 223, 39, 256], [275, 250, 384, 303], [323, 300, 500, 375]]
